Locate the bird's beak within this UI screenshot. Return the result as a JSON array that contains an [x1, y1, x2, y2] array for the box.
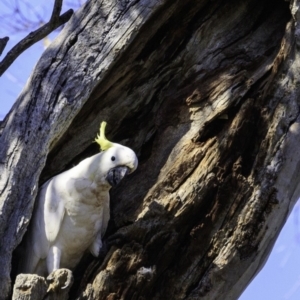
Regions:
[[106, 166, 130, 187]]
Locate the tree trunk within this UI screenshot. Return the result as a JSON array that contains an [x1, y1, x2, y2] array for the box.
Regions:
[[1, 0, 300, 299]]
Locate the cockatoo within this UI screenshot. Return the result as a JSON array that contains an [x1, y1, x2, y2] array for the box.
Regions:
[[20, 122, 138, 276]]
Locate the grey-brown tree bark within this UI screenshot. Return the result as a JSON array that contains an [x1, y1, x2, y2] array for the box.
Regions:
[[1, 0, 300, 299]]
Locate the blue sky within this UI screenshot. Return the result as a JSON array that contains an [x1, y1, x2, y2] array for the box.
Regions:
[[241, 205, 300, 300], [1, 1, 300, 299]]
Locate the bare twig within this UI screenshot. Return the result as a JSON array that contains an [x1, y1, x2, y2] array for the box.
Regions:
[[0, 37, 9, 56], [0, 0, 44, 33], [50, 0, 64, 23], [0, 0, 73, 77]]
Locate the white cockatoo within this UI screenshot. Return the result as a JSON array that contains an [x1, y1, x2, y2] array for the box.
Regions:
[[20, 122, 138, 276]]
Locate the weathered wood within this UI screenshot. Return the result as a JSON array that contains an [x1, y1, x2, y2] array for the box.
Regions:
[[1, 0, 300, 299], [12, 274, 47, 300], [12, 269, 73, 300]]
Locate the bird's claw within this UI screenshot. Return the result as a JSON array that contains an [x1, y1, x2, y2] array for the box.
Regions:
[[46, 268, 73, 292], [61, 271, 72, 289], [47, 272, 54, 281]]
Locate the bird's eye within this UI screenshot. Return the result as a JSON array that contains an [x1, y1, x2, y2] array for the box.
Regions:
[[111, 156, 116, 161]]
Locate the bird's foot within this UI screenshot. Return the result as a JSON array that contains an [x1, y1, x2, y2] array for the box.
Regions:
[[46, 268, 73, 293]]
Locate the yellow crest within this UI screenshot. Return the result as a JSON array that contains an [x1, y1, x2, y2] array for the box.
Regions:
[[95, 121, 113, 151]]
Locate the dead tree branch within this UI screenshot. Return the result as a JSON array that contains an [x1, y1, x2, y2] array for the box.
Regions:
[[0, 0, 73, 76], [0, 37, 9, 56]]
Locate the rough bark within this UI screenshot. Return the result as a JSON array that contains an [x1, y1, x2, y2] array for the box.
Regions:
[[12, 274, 47, 300], [1, 0, 300, 299], [12, 269, 73, 300]]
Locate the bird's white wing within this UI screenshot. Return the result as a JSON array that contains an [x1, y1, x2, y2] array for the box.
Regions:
[[20, 178, 63, 275], [22, 178, 65, 275], [43, 177, 65, 243]]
